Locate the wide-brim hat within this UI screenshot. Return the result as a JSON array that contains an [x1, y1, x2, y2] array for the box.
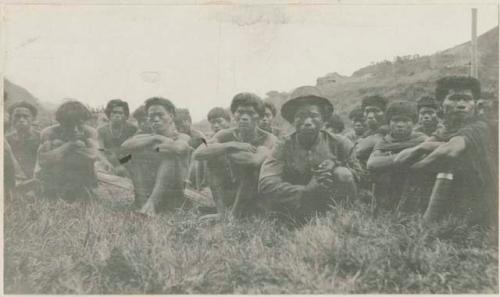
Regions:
[[281, 86, 334, 123]]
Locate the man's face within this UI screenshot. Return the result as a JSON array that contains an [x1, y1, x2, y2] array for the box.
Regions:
[[442, 89, 475, 122], [418, 107, 438, 127], [293, 104, 323, 140], [110, 106, 126, 124], [137, 118, 150, 132], [353, 120, 366, 136], [476, 99, 490, 116], [148, 105, 174, 134], [364, 105, 385, 130], [11, 107, 34, 133], [260, 107, 274, 130], [63, 119, 86, 140], [209, 117, 230, 133], [389, 115, 414, 140], [175, 118, 191, 134], [233, 105, 260, 133]]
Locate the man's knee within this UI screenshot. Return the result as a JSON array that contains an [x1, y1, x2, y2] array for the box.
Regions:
[[333, 166, 355, 184]]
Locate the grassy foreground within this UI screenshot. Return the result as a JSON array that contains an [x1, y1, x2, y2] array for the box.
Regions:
[[4, 185, 498, 294]]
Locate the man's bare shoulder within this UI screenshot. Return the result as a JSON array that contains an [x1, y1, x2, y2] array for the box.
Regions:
[[211, 127, 238, 142], [40, 124, 61, 140]]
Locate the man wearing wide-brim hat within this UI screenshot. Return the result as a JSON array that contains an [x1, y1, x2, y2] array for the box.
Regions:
[[258, 86, 361, 223]]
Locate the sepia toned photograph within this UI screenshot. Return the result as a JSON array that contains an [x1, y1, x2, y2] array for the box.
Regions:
[[2, 1, 499, 294]]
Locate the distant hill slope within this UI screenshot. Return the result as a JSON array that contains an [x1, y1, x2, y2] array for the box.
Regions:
[[265, 26, 498, 130], [4, 79, 55, 128], [5, 26, 498, 134]]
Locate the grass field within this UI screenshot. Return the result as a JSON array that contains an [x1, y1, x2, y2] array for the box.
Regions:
[[4, 185, 498, 294]]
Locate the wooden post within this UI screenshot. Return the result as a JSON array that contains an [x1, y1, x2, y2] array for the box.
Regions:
[[471, 8, 478, 78]]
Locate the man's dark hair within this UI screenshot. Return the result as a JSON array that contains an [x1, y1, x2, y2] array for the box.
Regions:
[[327, 114, 345, 133], [264, 101, 277, 117], [144, 97, 176, 115], [348, 106, 364, 122], [132, 105, 147, 121], [8, 101, 38, 118], [361, 95, 387, 112], [385, 100, 418, 124], [417, 95, 439, 111], [230, 92, 265, 117], [55, 100, 92, 126], [435, 76, 481, 102], [207, 107, 231, 122], [104, 99, 130, 119], [174, 108, 192, 124]]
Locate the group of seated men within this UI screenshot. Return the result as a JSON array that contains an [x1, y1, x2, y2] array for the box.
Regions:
[[4, 75, 497, 227]]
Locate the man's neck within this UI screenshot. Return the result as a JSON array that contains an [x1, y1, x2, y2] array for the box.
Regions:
[[443, 116, 467, 131], [297, 133, 319, 150], [111, 121, 123, 129], [260, 125, 272, 133], [157, 125, 176, 137], [422, 123, 437, 134], [238, 128, 258, 143], [16, 128, 32, 139]]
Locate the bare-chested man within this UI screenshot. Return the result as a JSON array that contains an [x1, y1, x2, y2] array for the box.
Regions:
[[194, 93, 277, 217], [122, 97, 192, 215], [37, 101, 99, 202], [132, 105, 151, 133], [260, 101, 282, 138], [98, 99, 137, 176], [414, 95, 440, 136], [6, 101, 41, 181], [187, 107, 232, 191], [207, 107, 231, 135], [174, 108, 206, 149]]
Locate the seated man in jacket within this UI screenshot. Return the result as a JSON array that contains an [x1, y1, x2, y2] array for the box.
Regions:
[[37, 101, 99, 202], [122, 97, 192, 215], [259, 86, 360, 224], [194, 93, 277, 217]]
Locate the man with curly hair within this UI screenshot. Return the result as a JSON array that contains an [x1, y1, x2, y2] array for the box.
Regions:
[[6, 101, 41, 181], [36, 100, 99, 202], [194, 92, 277, 217], [260, 101, 282, 138], [122, 97, 192, 215], [98, 99, 138, 176]]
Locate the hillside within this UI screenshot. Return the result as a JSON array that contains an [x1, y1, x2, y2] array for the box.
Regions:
[[4, 79, 55, 128], [265, 26, 499, 130]]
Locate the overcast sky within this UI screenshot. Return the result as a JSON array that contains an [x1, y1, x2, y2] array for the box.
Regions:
[[3, 4, 498, 121]]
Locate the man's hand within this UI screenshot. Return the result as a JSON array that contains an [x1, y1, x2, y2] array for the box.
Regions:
[[304, 175, 332, 195], [312, 159, 337, 175], [227, 142, 257, 153], [69, 140, 86, 149]]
